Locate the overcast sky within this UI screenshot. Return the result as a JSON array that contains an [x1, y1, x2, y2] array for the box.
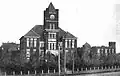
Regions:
[[0, 0, 119, 52]]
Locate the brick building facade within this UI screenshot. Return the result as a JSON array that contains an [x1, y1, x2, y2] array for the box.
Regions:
[[91, 42, 116, 56], [20, 3, 77, 61]]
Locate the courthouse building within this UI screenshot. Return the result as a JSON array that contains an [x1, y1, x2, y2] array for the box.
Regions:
[[20, 3, 77, 60]]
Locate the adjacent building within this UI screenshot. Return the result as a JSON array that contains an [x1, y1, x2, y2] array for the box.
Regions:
[[91, 42, 116, 56], [20, 3, 77, 61]]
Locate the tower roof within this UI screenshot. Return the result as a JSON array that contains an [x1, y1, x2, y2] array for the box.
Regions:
[[48, 2, 55, 12]]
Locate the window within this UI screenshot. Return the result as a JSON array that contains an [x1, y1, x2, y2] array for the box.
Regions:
[[49, 43, 52, 50], [53, 24, 55, 29], [105, 49, 108, 55], [48, 43, 50, 50], [26, 49, 30, 57], [97, 48, 100, 56], [54, 43, 56, 50], [34, 38, 37, 47], [40, 41, 44, 47], [59, 42, 62, 50], [65, 40, 68, 48], [30, 38, 33, 47], [97, 48, 100, 53], [48, 32, 56, 39], [27, 38, 29, 47], [69, 40, 71, 48], [48, 42, 56, 50], [33, 49, 36, 52], [50, 23, 52, 29], [105, 49, 107, 53], [112, 49, 114, 54], [27, 57, 30, 60], [72, 40, 75, 48], [109, 49, 111, 54], [51, 43, 53, 50]]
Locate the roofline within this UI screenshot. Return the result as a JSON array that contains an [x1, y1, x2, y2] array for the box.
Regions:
[[24, 36, 40, 38], [63, 38, 77, 39], [31, 30, 40, 36]]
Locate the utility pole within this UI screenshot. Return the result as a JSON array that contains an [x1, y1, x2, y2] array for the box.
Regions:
[[72, 50, 74, 73], [64, 49, 66, 73], [58, 43, 61, 76]]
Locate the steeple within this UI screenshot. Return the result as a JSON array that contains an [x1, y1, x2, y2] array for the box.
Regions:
[[48, 2, 55, 12]]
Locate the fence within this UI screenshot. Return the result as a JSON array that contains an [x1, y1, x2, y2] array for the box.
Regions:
[[1, 65, 120, 76]]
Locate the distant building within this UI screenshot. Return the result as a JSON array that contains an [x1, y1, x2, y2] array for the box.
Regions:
[[91, 42, 116, 56], [0, 42, 20, 52], [19, 3, 77, 61], [0, 42, 20, 59]]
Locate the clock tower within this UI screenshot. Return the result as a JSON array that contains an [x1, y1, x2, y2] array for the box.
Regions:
[[43, 2, 60, 54]]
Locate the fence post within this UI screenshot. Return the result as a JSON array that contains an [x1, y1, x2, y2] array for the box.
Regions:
[[5, 72, 6, 76], [112, 66, 113, 69], [28, 70, 29, 75], [77, 68, 79, 72], [35, 70, 36, 74], [115, 66, 116, 69], [48, 69, 49, 74], [54, 69, 55, 73], [13, 71, 15, 75], [105, 66, 106, 69], [94, 67, 95, 70], [118, 66, 119, 68], [86, 68, 87, 71], [101, 66, 103, 70], [81, 68, 83, 71], [90, 67, 91, 70], [21, 71, 22, 75], [42, 70, 43, 74], [98, 67, 99, 70]]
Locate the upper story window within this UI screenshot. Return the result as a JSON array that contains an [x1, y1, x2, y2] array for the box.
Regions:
[[27, 38, 29, 47], [33, 49, 36, 54], [105, 48, 108, 55], [65, 40, 68, 48], [30, 38, 33, 47], [53, 24, 55, 29], [49, 23, 55, 29], [48, 32, 56, 39], [109, 49, 111, 54], [105, 49, 108, 53], [100, 49, 103, 54], [69, 40, 71, 48], [112, 49, 114, 54], [40, 41, 44, 47], [34, 38, 37, 47], [50, 23, 52, 29], [97, 48, 100, 54], [72, 40, 75, 48]]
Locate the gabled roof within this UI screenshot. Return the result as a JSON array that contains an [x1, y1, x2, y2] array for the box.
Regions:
[[65, 31, 77, 39], [59, 28, 77, 39], [31, 25, 43, 36], [59, 27, 66, 37], [48, 2, 55, 12], [21, 25, 77, 40], [83, 42, 91, 48], [24, 29, 40, 37]]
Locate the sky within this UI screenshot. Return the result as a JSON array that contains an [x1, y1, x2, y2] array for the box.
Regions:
[[0, 0, 119, 52]]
